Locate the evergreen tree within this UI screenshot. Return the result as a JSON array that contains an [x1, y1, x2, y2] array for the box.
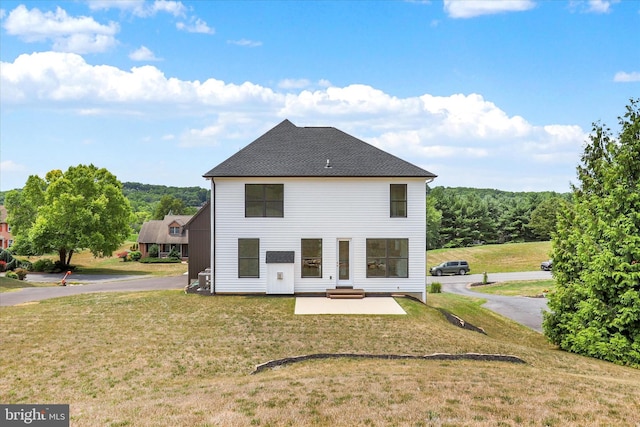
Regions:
[[543, 99, 640, 367]]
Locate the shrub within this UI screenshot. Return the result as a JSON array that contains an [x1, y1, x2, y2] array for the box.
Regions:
[[0, 260, 5, 272], [18, 260, 32, 271], [32, 258, 56, 273], [139, 257, 181, 264], [483, 271, 489, 285], [14, 268, 28, 280], [130, 243, 139, 251], [148, 244, 159, 258], [168, 247, 181, 259], [5, 271, 18, 280], [117, 251, 129, 262], [129, 251, 142, 261], [429, 282, 442, 293]]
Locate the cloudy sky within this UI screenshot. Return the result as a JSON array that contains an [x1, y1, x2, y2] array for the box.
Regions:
[[1, 0, 638, 192]]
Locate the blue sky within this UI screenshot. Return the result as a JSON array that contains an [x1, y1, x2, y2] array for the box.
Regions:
[[1, 0, 638, 192]]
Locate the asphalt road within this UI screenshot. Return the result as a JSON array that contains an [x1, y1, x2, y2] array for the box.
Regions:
[[0, 274, 186, 306], [427, 271, 552, 332]]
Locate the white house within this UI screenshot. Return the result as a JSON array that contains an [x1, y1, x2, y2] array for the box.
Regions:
[[202, 120, 436, 302]]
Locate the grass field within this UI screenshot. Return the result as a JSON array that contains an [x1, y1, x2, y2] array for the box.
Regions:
[[427, 241, 552, 274], [470, 279, 556, 297], [2, 290, 639, 426]]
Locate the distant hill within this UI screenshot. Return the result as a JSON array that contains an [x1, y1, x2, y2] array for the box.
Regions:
[[122, 182, 209, 207]]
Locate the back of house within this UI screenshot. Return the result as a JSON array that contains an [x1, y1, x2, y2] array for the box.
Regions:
[[201, 119, 436, 302]]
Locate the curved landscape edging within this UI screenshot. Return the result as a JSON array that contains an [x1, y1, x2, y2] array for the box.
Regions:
[[252, 352, 526, 374]]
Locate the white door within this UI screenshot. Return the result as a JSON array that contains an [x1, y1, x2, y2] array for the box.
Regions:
[[337, 239, 352, 286]]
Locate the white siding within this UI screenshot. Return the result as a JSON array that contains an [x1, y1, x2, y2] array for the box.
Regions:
[[213, 177, 426, 301]]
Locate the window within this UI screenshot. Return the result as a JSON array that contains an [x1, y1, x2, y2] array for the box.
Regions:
[[390, 184, 407, 217], [169, 226, 180, 235], [366, 239, 408, 278], [301, 239, 322, 278], [245, 184, 284, 217], [238, 238, 259, 277]]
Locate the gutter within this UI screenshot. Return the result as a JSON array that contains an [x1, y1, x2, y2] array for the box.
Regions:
[[210, 178, 216, 295]]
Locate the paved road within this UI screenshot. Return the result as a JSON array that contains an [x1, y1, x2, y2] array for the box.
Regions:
[[427, 271, 552, 332], [1, 274, 186, 306]]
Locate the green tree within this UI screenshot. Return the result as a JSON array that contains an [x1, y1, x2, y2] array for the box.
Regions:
[[5, 164, 132, 267], [426, 188, 441, 250], [543, 99, 640, 367], [528, 197, 570, 241], [152, 195, 187, 220]]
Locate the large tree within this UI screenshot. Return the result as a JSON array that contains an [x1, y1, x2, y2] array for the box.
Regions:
[[6, 164, 132, 267], [543, 99, 640, 367]]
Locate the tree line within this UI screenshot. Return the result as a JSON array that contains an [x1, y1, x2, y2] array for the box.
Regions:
[[426, 186, 570, 249]]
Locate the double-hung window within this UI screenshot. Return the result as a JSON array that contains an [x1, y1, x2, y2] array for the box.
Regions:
[[238, 238, 259, 278], [366, 238, 409, 278], [245, 184, 284, 217], [301, 239, 322, 278], [390, 184, 407, 218]]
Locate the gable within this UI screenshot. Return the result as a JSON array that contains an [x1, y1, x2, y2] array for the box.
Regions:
[[203, 120, 437, 179]]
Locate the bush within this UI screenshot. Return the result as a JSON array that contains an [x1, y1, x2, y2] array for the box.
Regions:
[[148, 244, 159, 258], [130, 243, 139, 251], [5, 271, 18, 279], [129, 251, 142, 261], [14, 268, 28, 280], [168, 247, 181, 259], [0, 260, 5, 272], [429, 282, 442, 293], [18, 259, 32, 271], [483, 271, 489, 285], [139, 257, 182, 264], [32, 258, 56, 273], [117, 251, 129, 262]]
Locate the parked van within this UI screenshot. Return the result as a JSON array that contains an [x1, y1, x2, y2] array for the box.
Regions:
[[429, 260, 470, 276]]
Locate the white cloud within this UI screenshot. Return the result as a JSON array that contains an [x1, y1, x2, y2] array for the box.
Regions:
[[227, 39, 263, 47], [443, 0, 536, 18], [88, 0, 186, 17], [613, 71, 640, 82], [569, 0, 620, 14], [0, 160, 27, 172], [129, 46, 162, 61], [176, 17, 214, 34], [278, 79, 311, 90], [0, 51, 586, 189], [2, 5, 118, 54]]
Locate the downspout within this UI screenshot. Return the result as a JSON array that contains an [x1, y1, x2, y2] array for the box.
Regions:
[[210, 178, 216, 294], [424, 177, 435, 303]]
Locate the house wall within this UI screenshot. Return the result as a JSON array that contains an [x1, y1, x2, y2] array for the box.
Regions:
[[212, 177, 427, 301], [187, 203, 211, 283]]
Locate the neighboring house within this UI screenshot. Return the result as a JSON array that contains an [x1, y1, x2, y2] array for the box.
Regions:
[[137, 214, 192, 259], [185, 202, 211, 283], [0, 206, 14, 250], [201, 119, 437, 302]]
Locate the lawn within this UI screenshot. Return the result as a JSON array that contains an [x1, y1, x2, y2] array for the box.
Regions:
[[427, 241, 552, 273], [1, 291, 639, 426], [470, 279, 556, 297]]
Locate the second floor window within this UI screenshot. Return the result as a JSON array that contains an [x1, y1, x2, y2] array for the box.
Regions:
[[169, 226, 180, 235], [245, 184, 284, 217], [390, 184, 407, 217]]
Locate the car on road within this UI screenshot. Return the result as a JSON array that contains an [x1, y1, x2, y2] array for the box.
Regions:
[[429, 260, 470, 276], [541, 260, 553, 271]]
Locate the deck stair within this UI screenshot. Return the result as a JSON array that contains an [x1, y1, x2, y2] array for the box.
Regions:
[[326, 288, 365, 299]]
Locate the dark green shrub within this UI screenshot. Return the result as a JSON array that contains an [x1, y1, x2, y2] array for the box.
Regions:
[[168, 247, 181, 259], [32, 258, 56, 273], [129, 251, 142, 261], [18, 260, 32, 271], [429, 282, 442, 293], [139, 257, 181, 264], [148, 244, 159, 258]]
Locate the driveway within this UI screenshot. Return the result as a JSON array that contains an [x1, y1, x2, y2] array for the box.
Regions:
[[0, 274, 186, 306], [427, 271, 551, 332]]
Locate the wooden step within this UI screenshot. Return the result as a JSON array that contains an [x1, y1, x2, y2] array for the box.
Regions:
[[326, 288, 365, 299]]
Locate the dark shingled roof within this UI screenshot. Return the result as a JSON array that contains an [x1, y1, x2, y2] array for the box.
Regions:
[[203, 120, 437, 178]]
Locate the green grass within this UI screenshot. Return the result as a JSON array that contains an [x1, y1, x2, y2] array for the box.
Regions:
[[1, 291, 639, 426], [470, 279, 556, 297], [0, 275, 57, 293], [427, 241, 552, 273]]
